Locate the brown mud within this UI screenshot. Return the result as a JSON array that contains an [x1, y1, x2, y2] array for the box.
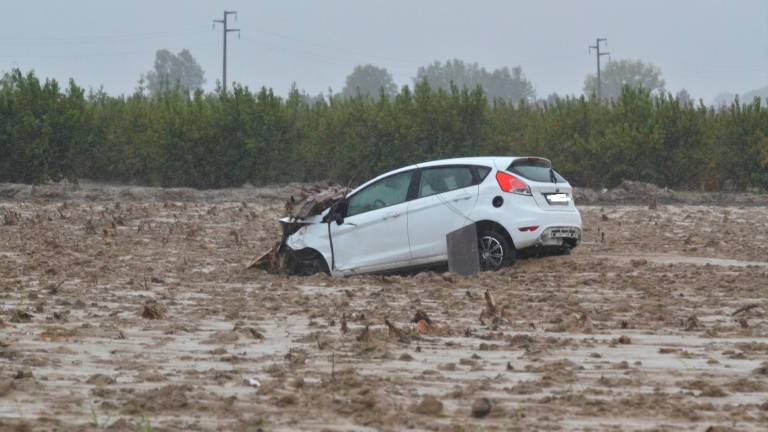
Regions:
[[1, 182, 767, 431], [3, 179, 767, 206]]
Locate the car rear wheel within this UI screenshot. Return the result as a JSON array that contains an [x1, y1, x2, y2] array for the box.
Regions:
[[478, 230, 515, 271]]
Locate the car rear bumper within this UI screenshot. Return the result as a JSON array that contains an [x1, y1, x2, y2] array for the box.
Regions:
[[535, 225, 582, 246], [485, 199, 582, 250]]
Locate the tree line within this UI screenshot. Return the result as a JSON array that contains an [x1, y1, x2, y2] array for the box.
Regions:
[[139, 49, 665, 104], [0, 69, 766, 191]]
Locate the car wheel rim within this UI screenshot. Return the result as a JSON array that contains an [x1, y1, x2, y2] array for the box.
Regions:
[[479, 236, 504, 269]]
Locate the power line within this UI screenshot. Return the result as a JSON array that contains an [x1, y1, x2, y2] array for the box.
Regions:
[[240, 35, 405, 70], [213, 10, 240, 91], [0, 28, 211, 45], [588, 38, 610, 99], [248, 27, 424, 66], [0, 41, 218, 61]]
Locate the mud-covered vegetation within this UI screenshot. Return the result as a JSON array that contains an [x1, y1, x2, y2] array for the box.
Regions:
[[1, 69, 767, 190]]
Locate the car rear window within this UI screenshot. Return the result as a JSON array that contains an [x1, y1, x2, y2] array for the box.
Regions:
[[508, 159, 566, 183]]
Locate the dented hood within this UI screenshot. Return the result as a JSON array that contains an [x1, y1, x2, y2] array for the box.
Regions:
[[279, 213, 325, 225]]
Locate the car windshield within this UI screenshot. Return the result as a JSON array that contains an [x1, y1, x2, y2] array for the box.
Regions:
[[508, 159, 566, 183]]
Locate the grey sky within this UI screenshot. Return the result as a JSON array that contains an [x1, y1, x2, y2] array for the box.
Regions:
[[1, 0, 766, 102]]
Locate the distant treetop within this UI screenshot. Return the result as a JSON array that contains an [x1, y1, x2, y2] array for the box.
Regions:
[[144, 49, 206, 96], [341, 64, 397, 100], [415, 59, 535, 104], [583, 58, 665, 101]]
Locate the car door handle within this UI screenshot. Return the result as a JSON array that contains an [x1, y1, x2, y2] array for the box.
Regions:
[[383, 211, 401, 220], [451, 196, 471, 202]]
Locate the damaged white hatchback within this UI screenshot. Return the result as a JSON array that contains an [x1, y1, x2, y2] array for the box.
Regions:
[[278, 157, 582, 276]]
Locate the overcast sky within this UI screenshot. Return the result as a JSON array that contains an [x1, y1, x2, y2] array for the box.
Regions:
[[1, 0, 766, 102]]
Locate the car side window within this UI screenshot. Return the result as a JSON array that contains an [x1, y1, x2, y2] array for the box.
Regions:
[[475, 166, 491, 181], [418, 166, 474, 198], [347, 171, 413, 217]]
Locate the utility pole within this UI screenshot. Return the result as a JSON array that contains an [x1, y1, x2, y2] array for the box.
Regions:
[[213, 10, 240, 92], [588, 38, 610, 100]]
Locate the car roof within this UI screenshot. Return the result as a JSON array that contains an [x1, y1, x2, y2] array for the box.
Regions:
[[416, 156, 510, 169], [348, 156, 532, 195]]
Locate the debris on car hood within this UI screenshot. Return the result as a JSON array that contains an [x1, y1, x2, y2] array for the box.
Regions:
[[249, 182, 351, 272], [284, 182, 352, 221]]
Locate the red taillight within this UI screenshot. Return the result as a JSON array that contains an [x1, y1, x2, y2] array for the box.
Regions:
[[518, 225, 539, 232], [495, 171, 531, 195]]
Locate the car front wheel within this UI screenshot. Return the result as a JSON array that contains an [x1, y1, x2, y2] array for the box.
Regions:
[[477, 230, 515, 271]]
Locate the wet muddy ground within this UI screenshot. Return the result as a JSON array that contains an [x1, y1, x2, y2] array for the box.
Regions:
[[1, 185, 767, 431]]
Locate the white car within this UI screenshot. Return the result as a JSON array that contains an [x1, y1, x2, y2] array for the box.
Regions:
[[280, 156, 582, 276]]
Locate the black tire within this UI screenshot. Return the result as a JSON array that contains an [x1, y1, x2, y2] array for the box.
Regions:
[[477, 230, 515, 271], [284, 249, 330, 276]]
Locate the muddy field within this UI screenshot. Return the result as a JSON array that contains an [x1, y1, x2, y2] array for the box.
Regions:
[[1, 182, 767, 431]]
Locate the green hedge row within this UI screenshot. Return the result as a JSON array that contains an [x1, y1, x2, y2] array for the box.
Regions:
[[1, 69, 766, 190]]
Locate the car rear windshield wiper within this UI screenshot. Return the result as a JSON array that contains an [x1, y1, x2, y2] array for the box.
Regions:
[[549, 168, 557, 184]]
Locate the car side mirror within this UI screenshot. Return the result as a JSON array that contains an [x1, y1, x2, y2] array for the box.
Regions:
[[324, 199, 347, 225]]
